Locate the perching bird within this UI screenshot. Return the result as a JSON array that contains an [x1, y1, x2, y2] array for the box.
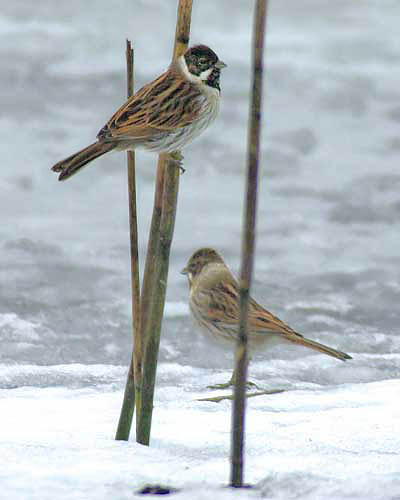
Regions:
[[182, 248, 352, 387], [51, 45, 226, 181]]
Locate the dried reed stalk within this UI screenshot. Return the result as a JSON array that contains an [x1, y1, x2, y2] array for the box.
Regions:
[[230, 0, 268, 487], [136, 0, 193, 446], [115, 40, 141, 441]]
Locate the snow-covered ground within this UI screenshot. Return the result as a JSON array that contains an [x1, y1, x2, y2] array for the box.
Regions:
[[1, 0, 399, 498], [1, 363, 399, 499]]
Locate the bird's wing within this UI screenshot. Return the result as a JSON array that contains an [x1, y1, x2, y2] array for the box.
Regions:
[[195, 280, 241, 326], [190, 278, 241, 342], [248, 297, 300, 336], [191, 265, 351, 361], [97, 70, 204, 142], [193, 268, 301, 339]]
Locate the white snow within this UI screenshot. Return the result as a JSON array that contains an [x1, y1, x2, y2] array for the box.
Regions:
[[0, 363, 399, 500], [164, 302, 190, 318]]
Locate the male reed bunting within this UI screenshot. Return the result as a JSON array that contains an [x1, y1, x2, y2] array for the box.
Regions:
[[51, 45, 226, 181]]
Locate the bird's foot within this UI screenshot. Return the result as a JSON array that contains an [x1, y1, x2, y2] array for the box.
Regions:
[[169, 151, 185, 173], [207, 381, 232, 390], [245, 380, 262, 391], [207, 379, 262, 391], [170, 150, 183, 162]]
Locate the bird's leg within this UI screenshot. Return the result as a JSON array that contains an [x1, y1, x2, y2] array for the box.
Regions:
[[207, 378, 234, 391], [207, 362, 261, 391], [170, 150, 183, 162], [207, 379, 262, 391], [169, 151, 185, 173], [207, 368, 237, 390]]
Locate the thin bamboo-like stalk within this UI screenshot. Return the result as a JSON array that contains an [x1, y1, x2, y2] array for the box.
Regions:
[[135, 155, 165, 433], [138, 157, 166, 345], [136, 0, 193, 446], [230, 0, 268, 487], [137, 159, 180, 445], [115, 40, 141, 441]]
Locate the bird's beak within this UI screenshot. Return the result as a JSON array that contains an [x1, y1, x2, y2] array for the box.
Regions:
[[181, 267, 188, 275], [215, 60, 227, 69]]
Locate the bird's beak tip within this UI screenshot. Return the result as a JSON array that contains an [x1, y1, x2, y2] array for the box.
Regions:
[[216, 60, 227, 69], [181, 267, 188, 275]]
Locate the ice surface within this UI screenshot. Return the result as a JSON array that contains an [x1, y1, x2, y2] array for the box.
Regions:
[[1, 0, 399, 498]]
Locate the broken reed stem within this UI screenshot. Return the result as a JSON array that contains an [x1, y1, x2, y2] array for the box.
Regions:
[[198, 389, 284, 404], [115, 40, 141, 441], [230, 0, 268, 488], [136, 0, 193, 446]]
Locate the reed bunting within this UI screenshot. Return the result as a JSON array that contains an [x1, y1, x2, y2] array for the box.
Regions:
[[182, 248, 351, 387], [51, 45, 226, 181]]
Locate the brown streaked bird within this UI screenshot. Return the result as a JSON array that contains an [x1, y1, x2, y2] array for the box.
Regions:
[[182, 248, 352, 388], [51, 45, 226, 181]]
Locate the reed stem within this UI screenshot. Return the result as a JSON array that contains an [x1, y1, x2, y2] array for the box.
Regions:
[[115, 40, 141, 441], [230, 0, 268, 487], [136, 0, 193, 446]]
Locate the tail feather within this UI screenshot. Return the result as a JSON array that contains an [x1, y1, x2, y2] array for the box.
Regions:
[[290, 335, 352, 361], [51, 142, 115, 181]]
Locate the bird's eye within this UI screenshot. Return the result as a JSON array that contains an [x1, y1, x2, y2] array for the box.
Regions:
[[198, 57, 207, 66]]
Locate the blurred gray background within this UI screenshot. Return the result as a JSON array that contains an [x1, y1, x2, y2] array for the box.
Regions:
[[1, 0, 399, 389]]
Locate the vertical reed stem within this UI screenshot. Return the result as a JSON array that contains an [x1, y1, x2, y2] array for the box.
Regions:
[[136, 0, 193, 446], [137, 159, 180, 445], [230, 0, 268, 487], [115, 40, 141, 441]]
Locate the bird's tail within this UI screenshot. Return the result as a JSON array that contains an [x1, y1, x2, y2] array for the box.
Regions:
[[289, 334, 352, 361], [51, 142, 116, 181]]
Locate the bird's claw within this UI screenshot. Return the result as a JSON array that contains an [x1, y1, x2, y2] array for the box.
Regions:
[[207, 380, 262, 391], [207, 381, 233, 390], [168, 151, 185, 173], [170, 150, 183, 162]]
